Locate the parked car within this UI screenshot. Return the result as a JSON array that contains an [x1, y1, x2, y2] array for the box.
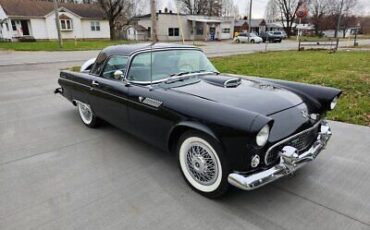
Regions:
[[271, 31, 287, 39], [234, 32, 263, 43], [55, 43, 341, 198], [259, 32, 282, 43]]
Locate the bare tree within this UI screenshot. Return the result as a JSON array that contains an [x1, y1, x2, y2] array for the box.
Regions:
[[97, 0, 134, 40], [327, 0, 357, 37], [221, 0, 239, 17], [176, 0, 222, 16], [309, 0, 329, 36], [273, 0, 302, 38], [264, 0, 280, 22]]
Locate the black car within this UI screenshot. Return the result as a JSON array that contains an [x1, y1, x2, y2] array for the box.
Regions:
[[259, 31, 282, 43], [55, 43, 341, 198]]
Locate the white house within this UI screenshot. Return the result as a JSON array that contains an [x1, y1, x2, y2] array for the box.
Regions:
[[0, 0, 110, 41], [133, 10, 234, 41]]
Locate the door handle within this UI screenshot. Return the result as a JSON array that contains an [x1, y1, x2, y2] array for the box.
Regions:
[[91, 80, 100, 87]]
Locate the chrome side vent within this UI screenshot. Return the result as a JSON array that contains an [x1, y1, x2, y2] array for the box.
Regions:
[[224, 78, 241, 88], [139, 97, 163, 108]]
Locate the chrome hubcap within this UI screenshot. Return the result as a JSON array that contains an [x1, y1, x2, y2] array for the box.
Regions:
[[185, 143, 218, 185]]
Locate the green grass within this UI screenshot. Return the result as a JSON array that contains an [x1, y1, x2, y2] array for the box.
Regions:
[[0, 40, 136, 51], [211, 51, 370, 126]]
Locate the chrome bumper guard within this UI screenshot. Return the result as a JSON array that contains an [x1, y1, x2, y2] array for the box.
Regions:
[[228, 120, 332, 191]]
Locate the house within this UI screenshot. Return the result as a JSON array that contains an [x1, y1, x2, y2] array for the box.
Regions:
[[122, 24, 148, 41], [0, 0, 110, 41], [234, 19, 266, 36], [133, 10, 234, 41]]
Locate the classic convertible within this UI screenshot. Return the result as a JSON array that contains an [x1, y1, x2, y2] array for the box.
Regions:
[[55, 43, 341, 198]]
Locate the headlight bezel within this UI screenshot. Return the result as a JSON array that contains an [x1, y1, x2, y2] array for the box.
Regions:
[[256, 124, 270, 147]]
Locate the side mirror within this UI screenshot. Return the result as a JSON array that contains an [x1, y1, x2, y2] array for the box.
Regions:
[[113, 70, 124, 80]]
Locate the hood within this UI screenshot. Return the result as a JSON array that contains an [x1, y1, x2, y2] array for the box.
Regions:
[[168, 74, 303, 116]]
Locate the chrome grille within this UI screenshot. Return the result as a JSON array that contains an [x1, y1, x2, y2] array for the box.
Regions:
[[265, 123, 320, 165]]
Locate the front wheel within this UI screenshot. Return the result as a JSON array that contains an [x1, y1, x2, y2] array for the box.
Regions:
[[250, 39, 255, 43], [177, 131, 230, 198], [77, 101, 100, 128]]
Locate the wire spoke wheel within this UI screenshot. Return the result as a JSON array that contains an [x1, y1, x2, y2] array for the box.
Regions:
[[178, 135, 224, 194], [185, 143, 218, 185], [77, 101, 93, 125]]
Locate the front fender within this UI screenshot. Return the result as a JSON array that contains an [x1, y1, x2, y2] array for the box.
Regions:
[[167, 121, 221, 152]]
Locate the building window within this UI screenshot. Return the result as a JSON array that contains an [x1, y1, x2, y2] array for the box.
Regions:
[[168, 27, 179, 36], [11, 20, 17, 31], [196, 26, 203, 35], [222, 28, 230, 33], [60, 19, 72, 31], [91, 21, 100, 31]]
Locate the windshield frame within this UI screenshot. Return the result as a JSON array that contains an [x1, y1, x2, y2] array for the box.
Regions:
[[124, 48, 218, 85]]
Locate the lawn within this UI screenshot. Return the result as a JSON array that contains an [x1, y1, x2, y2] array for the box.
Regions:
[[0, 40, 135, 51], [211, 51, 370, 126]]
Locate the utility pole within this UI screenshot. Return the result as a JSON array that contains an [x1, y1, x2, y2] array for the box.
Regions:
[[150, 0, 158, 42], [248, 0, 253, 42], [334, 0, 344, 38], [53, 0, 63, 48]]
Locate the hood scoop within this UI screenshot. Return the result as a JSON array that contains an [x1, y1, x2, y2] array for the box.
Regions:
[[202, 75, 241, 88]]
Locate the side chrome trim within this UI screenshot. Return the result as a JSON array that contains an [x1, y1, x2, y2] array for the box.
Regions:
[[228, 120, 332, 191], [264, 120, 322, 165]]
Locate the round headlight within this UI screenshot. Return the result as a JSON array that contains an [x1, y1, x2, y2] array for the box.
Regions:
[[330, 97, 338, 110], [256, 124, 270, 147]]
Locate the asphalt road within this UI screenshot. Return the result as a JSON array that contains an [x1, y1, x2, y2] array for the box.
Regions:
[[0, 51, 370, 230], [1, 39, 370, 66]]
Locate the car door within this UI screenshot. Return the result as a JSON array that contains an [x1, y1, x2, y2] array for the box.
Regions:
[[89, 56, 130, 131], [124, 51, 178, 148]]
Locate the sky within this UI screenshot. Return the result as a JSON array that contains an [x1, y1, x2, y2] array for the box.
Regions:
[[158, 0, 370, 18]]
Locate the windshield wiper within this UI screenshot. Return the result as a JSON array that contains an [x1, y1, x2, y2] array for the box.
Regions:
[[165, 70, 219, 84]]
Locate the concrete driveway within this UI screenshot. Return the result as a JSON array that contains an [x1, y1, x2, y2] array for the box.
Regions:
[[0, 54, 370, 229]]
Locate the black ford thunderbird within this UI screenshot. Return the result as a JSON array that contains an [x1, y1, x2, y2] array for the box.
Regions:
[[55, 43, 341, 198]]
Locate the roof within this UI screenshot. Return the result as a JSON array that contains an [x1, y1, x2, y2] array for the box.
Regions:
[[187, 16, 221, 23], [0, 0, 105, 19], [100, 43, 200, 57], [234, 19, 266, 27], [122, 24, 148, 32]]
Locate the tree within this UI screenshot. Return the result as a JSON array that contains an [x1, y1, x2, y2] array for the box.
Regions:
[[264, 0, 280, 22], [309, 0, 329, 36], [221, 0, 239, 17], [177, 0, 222, 16], [97, 0, 134, 40], [327, 0, 357, 37], [273, 0, 302, 38]]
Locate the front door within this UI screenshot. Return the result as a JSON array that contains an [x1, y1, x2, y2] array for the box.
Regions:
[[89, 56, 130, 130], [20, 20, 29, 36]]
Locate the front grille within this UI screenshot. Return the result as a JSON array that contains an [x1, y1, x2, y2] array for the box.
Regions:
[[265, 123, 320, 165]]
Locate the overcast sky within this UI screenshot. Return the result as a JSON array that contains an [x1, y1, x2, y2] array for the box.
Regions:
[[157, 0, 370, 18]]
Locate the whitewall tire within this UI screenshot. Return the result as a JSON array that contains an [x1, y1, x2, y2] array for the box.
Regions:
[[177, 131, 229, 198], [76, 101, 100, 128]]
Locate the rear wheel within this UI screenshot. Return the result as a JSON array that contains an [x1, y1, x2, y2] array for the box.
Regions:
[[177, 131, 230, 198], [250, 39, 255, 43], [236, 39, 240, 43], [77, 101, 100, 128]]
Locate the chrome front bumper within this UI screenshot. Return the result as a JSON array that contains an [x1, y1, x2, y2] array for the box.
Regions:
[[228, 120, 332, 191]]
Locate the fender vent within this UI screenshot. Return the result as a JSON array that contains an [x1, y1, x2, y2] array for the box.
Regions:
[[140, 97, 162, 108]]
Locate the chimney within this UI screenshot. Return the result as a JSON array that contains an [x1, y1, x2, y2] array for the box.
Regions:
[[164, 7, 168, 13], [169, 10, 173, 14], [159, 10, 162, 14]]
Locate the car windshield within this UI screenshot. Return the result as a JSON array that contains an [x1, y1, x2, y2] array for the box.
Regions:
[[127, 50, 217, 82]]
